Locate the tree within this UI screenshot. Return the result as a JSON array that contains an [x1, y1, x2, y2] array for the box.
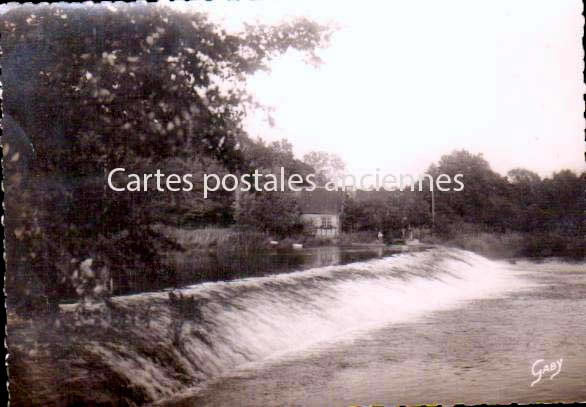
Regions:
[[507, 168, 541, 185], [426, 150, 509, 229], [241, 137, 315, 182], [235, 192, 303, 237], [542, 170, 584, 234], [302, 151, 346, 185], [2, 3, 331, 312]]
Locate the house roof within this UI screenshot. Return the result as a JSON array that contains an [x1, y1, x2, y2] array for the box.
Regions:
[[295, 188, 344, 215]]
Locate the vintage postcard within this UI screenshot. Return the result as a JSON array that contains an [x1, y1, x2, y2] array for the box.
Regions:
[[2, 0, 584, 406]]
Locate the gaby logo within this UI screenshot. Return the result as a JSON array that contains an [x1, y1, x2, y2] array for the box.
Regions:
[[531, 358, 563, 387]]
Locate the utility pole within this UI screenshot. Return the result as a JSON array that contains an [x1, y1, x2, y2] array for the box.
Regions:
[[431, 187, 435, 228]]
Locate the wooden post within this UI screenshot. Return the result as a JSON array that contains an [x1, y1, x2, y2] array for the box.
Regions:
[[431, 187, 435, 228]]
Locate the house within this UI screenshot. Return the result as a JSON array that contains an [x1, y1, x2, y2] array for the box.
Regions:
[[295, 187, 344, 238]]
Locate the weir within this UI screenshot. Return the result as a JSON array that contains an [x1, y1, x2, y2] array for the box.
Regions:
[[62, 247, 527, 403]]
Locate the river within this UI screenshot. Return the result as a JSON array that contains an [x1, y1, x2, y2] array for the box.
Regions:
[[156, 251, 586, 406], [11, 247, 585, 406]]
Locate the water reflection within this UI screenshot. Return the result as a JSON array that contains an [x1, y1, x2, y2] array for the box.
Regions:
[[285, 246, 387, 269], [117, 246, 402, 296], [188, 246, 394, 285]]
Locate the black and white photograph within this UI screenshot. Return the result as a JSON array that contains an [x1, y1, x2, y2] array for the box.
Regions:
[[1, 1, 585, 405]]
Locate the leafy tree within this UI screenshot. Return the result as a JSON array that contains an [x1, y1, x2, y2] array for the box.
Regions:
[[541, 170, 584, 234], [145, 155, 236, 227], [235, 192, 303, 237], [341, 189, 430, 237], [2, 3, 330, 312], [426, 150, 509, 228], [507, 168, 541, 185], [302, 150, 345, 185], [240, 137, 315, 183]]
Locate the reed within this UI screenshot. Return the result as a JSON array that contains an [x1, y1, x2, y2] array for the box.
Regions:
[[154, 224, 267, 251]]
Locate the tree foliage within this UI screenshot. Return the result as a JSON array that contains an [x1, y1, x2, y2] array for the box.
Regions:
[[2, 3, 330, 312], [235, 192, 303, 237], [302, 150, 345, 185], [341, 189, 430, 238], [341, 149, 584, 253]]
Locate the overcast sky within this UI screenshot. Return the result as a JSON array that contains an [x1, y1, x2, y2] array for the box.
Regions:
[[184, 1, 583, 177]]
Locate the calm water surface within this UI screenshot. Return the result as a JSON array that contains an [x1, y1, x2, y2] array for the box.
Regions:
[[118, 245, 403, 296]]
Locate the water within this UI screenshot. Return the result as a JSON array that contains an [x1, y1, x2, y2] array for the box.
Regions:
[[113, 245, 404, 296], [19, 247, 584, 405], [158, 256, 586, 406]]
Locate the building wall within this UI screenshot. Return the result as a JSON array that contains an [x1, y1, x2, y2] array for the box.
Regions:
[[300, 213, 340, 238]]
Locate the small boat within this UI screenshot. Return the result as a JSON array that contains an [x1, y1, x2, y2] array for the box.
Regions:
[[292, 243, 303, 250]]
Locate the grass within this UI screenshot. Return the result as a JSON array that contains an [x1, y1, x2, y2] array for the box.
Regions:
[[156, 224, 342, 250], [154, 224, 270, 252], [422, 230, 585, 260], [337, 231, 382, 245], [433, 231, 525, 259]]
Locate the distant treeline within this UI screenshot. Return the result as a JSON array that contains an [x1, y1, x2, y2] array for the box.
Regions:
[[340, 150, 584, 259], [342, 150, 584, 238]]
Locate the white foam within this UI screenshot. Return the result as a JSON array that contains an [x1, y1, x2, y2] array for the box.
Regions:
[[79, 247, 531, 402]]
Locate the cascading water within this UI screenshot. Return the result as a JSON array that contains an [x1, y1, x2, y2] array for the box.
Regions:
[[66, 247, 529, 403]]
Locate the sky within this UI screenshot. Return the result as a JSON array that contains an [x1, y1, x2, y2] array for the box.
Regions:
[[178, 1, 583, 178]]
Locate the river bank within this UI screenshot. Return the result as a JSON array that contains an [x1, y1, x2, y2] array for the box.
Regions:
[[422, 231, 585, 261], [151, 226, 423, 295], [154, 226, 584, 297], [159, 224, 585, 259]]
